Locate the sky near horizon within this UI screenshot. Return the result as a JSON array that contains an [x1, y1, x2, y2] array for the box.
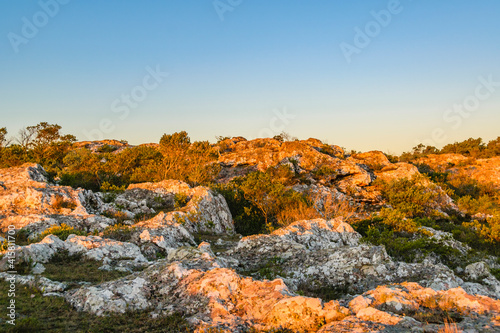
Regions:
[[1, 1, 499, 154]]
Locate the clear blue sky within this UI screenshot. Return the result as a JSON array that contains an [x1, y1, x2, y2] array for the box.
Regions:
[[1, 0, 499, 153]]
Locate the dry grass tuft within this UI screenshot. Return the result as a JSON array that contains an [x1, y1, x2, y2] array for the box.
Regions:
[[438, 318, 461, 333], [276, 201, 320, 227], [51, 194, 77, 211]]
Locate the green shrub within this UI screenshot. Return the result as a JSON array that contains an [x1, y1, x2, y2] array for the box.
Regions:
[[354, 217, 463, 268], [36, 223, 86, 242], [103, 192, 118, 203], [102, 224, 132, 242], [174, 193, 190, 209], [377, 207, 420, 233], [211, 182, 266, 236], [241, 256, 285, 280], [97, 144, 117, 153], [100, 181, 126, 193], [457, 195, 496, 215], [399, 137, 500, 160], [375, 175, 442, 218], [0, 238, 8, 251], [415, 217, 500, 258], [213, 169, 315, 235], [296, 282, 349, 301], [59, 171, 101, 192]]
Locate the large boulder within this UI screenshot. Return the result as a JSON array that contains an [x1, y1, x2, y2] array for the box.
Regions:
[[218, 139, 374, 187], [131, 212, 197, 255], [224, 218, 476, 297], [0, 164, 113, 235], [127, 180, 234, 234], [65, 242, 350, 332], [64, 240, 500, 332], [0, 234, 148, 272], [0, 164, 102, 218]]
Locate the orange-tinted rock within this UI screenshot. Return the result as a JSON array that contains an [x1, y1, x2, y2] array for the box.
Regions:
[[219, 138, 373, 187]]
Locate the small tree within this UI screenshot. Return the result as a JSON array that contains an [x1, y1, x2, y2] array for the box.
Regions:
[[486, 137, 500, 157], [441, 137, 485, 157], [238, 171, 285, 231], [158, 132, 220, 185], [159, 131, 190, 147], [16, 122, 76, 165], [273, 131, 296, 142], [375, 175, 441, 218], [59, 148, 102, 190], [17, 126, 37, 150], [0, 127, 7, 148], [159, 131, 191, 180]]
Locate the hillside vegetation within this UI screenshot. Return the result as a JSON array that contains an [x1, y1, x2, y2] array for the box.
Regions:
[[1, 123, 500, 332]]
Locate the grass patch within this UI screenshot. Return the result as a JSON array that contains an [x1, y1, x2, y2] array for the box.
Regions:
[[133, 212, 158, 223], [0, 281, 192, 333], [192, 233, 240, 253], [419, 218, 500, 258], [240, 256, 285, 280], [42, 250, 131, 284], [402, 308, 463, 325], [491, 268, 500, 281], [14, 229, 31, 246], [353, 218, 464, 269], [296, 282, 349, 301], [102, 224, 133, 242]]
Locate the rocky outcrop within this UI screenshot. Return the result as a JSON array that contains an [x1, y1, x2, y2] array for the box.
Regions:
[[127, 180, 234, 234], [73, 140, 130, 154], [345, 282, 500, 332], [0, 234, 148, 273], [0, 165, 234, 239], [3, 144, 500, 331], [420, 226, 471, 255], [225, 218, 481, 298], [349, 151, 394, 172], [131, 211, 197, 256], [0, 272, 67, 295], [226, 218, 361, 267], [65, 242, 350, 332], [217, 141, 460, 218], [461, 261, 500, 300], [218, 139, 374, 187], [0, 164, 102, 217], [64, 240, 500, 332], [418, 154, 500, 189], [0, 163, 113, 235], [2, 214, 116, 239]]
